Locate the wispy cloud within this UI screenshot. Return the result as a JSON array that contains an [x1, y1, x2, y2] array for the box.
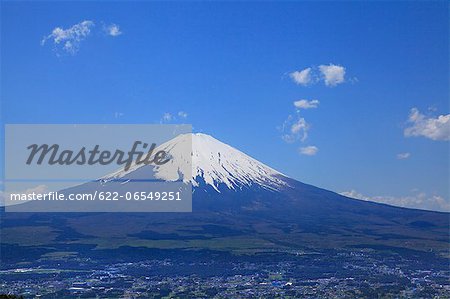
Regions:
[[340, 189, 449, 212], [396, 152, 410, 160], [114, 112, 124, 119], [290, 118, 309, 140], [299, 145, 318, 156], [294, 99, 319, 110], [178, 111, 188, 118], [289, 64, 350, 87], [280, 100, 319, 147], [42, 20, 122, 55], [162, 113, 173, 122], [105, 23, 122, 37], [281, 115, 310, 143], [404, 108, 450, 141], [161, 111, 188, 123], [41, 20, 95, 55]]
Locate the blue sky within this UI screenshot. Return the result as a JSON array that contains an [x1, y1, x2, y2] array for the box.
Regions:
[[1, 1, 449, 211]]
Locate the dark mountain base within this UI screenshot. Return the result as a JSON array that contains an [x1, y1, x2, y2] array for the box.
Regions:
[[1, 179, 449, 298]]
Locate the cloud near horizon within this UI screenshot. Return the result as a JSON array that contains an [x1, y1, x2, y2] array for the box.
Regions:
[[340, 189, 449, 212], [404, 108, 450, 141]]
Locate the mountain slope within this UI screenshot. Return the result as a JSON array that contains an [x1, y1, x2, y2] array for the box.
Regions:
[[65, 133, 449, 252], [1, 133, 448, 257]]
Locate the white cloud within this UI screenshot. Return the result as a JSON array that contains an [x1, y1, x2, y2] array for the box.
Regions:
[[289, 64, 350, 87], [340, 190, 363, 199], [281, 116, 310, 143], [41, 20, 95, 54], [161, 111, 189, 123], [280, 100, 317, 144], [340, 189, 449, 212], [289, 68, 312, 86], [293, 99, 319, 110], [105, 23, 122, 37], [114, 112, 124, 119], [42, 20, 123, 55], [178, 111, 188, 118], [299, 146, 318, 156], [396, 152, 410, 160], [318, 64, 346, 87], [291, 118, 307, 135], [404, 108, 450, 141], [162, 113, 173, 122]]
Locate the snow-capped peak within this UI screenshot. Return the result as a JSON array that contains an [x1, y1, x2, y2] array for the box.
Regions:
[[104, 133, 288, 192]]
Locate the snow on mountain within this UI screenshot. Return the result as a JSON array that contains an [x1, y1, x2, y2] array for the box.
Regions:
[[103, 133, 288, 192]]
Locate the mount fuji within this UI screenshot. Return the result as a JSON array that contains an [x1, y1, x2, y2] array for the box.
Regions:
[[1, 133, 448, 256], [56, 132, 447, 253], [97, 132, 443, 215]]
